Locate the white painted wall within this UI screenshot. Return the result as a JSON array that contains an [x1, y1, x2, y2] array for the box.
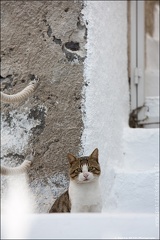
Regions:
[[81, 1, 129, 211], [109, 127, 159, 213], [1, 213, 159, 239], [81, 1, 159, 215]]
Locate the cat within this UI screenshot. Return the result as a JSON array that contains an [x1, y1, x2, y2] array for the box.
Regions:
[[49, 148, 102, 213]]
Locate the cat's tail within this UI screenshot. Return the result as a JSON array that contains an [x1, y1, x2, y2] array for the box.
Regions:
[[1, 150, 34, 176], [1, 160, 32, 175], [1, 76, 39, 103]]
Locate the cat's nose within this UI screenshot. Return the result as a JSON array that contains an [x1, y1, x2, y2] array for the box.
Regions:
[[83, 172, 89, 179]]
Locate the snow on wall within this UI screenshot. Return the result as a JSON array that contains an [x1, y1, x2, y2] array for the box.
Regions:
[[81, 1, 129, 210]]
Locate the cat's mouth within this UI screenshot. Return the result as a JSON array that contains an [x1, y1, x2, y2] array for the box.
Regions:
[[83, 178, 89, 181], [83, 177, 93, 182], [76, 177, 94, 183]]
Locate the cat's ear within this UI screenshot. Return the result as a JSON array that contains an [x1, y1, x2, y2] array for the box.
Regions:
[[67, 153, 77, 165], [90, 148, 99, 161]]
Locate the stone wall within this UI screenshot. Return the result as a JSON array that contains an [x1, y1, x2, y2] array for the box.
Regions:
[[1, 0, 86, 212]]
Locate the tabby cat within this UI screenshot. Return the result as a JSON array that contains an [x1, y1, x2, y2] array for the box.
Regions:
[[49, 148, 102, 213]]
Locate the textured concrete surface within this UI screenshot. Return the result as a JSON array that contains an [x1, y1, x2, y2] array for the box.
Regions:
[[1, 1, 86, 212]]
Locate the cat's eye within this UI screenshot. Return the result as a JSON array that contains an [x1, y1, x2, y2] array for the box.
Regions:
[[74, 169, 81, 174], [89, 167, 96, 171]]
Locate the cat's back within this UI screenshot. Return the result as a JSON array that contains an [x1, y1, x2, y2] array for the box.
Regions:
[[49, 190, 71, 213]]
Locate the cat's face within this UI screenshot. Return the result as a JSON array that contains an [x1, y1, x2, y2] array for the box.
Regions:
[[67, 148, 101, 184]]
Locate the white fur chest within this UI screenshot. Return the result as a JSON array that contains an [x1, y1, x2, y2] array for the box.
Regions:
[[69, 179, 102, 212]]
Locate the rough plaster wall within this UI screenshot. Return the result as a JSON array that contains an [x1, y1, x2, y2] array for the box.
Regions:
[[82, 1, 129, 211], [1, 0, 86, 212]]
